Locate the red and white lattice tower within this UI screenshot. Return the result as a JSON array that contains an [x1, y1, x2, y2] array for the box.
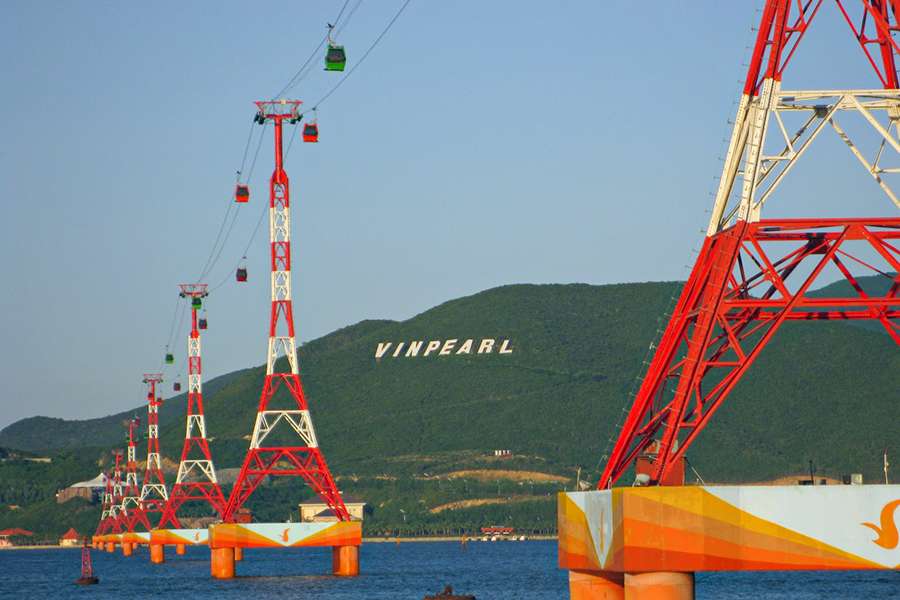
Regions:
[[223, 100, 349, 521], [157, 284, 226, 528], [121, 416, 151, 531], [138, 373, 168, 527], [110, 450, 126, 530], [95, 471, 119, 535], [599, 0, 900, 489]]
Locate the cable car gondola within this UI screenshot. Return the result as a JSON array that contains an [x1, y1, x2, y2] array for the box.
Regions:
[[191, 297, 202, 310], [236, 267, 248, 282], [165, 353, 174, 364], [199, 317, 208, 330], [325, 43, 346, 71], [235, 184, 250, 203], [303, 122, 319, 143], [173, 382, 181, 392]]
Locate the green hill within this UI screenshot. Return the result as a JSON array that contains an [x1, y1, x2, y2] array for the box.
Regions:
[[0, 278, 896, 538]]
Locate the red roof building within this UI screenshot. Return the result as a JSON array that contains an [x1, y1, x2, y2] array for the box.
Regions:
[[59, 527, 81, 547], [0, 528, 34, 547]]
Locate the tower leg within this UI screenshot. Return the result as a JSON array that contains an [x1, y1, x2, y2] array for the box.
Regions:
[[106, 542, 114, 553], [176, 543, 186, 555], [568, 570, 624, 600], [331, 545, 359, 576], [625, 572, 694, 600], [234, 546, 243, 561], [150, 543, 165, 564], [122, 542, 133, 557], [211, 547, 235, 579]]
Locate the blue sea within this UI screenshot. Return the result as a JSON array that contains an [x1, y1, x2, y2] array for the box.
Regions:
[[0, 541, 897, 599]]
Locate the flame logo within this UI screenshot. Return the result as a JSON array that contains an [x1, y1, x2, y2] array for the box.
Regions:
[[194, 532, 200, 542], [281, 528, 290, 543], [861, 499, 900, 550]]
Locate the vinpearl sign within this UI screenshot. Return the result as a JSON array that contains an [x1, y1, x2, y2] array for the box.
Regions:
[[374, 338, 514, 359]]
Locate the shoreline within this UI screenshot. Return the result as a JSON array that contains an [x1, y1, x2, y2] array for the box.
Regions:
[[1, 535, 558, 550]]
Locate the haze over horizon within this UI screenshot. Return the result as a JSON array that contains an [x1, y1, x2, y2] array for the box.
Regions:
[[2, 1, 896, 429]]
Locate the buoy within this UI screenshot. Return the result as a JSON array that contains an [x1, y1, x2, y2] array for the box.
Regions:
[[75, 544, 99, 585]]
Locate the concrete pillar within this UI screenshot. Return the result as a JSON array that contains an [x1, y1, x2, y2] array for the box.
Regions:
[[176, 544, 186, 555], [625, 572, 694, 600], [331, 545, 359, 577], [150, 543, 165, 564], [568, 570, 624, 600], [105, 542, 115, 553], [122, 542, 133, 557], [211, 547, 235, 579], [234, 546, 243, 562]]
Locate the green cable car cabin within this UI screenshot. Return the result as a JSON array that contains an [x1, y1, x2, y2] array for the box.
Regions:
[[325, 44, 346, 71], [192, 297, 202, 310], [165, 353, 174, 364]]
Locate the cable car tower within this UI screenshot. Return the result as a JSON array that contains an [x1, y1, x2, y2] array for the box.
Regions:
[[599, 0, 900, 489], [138, 373, 168, 528], [121, 416, 150, 531], [110, 450, 126, 530], [223, 100, 349, 521], [157, 284, 226, 527], [95, 471, 120, 535]]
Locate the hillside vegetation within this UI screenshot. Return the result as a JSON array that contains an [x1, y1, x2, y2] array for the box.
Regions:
[[0, 279, 896, 538]]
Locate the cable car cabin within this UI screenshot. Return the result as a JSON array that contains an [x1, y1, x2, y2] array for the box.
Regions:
[[235, 184, 250, 203], [236, 267, 248, 282], [173, 382, 182, 392], [191, 297, 202, 310], [199, 318, 208, 330], [303, 123, 319, 143], [325, 44, 346, 71], [165, 353, 174, 364]]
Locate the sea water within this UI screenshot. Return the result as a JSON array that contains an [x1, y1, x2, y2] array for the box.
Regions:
[[0, 541, 897, 599]]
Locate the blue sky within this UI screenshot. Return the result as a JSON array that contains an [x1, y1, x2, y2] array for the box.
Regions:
[[1, 1, 896, 428]]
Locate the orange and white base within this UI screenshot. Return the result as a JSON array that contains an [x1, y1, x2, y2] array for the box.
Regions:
[[559, 486, 900, 599], [207, 521, 362, 579]]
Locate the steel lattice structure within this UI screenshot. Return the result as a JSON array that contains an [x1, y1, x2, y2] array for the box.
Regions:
[[599, 0, 900, 489], [95, 470, 120, 535], [137, 373, 168, 528], [223, 100, 349, 521], [158, 284, 226, 528], [110, 451, 127, 531], [120, 416, 150, 532]]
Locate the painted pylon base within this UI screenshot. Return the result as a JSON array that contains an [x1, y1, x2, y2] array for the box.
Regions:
[[211, 547, 235, 579], [150, 528, 208, 546], [176, 544, 186, 555], [150, 543, 165, 564], [558, 485, 900, 577], [121, 542, 133, 557], [625, 572, 694, 600], [332, 545, 359, 576], [569, 570, 624, 600]]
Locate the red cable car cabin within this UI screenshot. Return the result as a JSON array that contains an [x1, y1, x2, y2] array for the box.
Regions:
[[236, 267, 248, 282], [235, 184, 250, 203], [302, 123, 319, 143]]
